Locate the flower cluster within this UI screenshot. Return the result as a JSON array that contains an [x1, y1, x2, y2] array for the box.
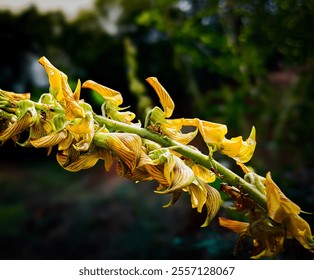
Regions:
[[0, 56, 313, 258]]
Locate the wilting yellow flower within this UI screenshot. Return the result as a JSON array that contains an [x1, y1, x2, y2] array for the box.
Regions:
[[0, 100, 37, 145], [95, 132, 142, 172], [183, 119, 256, 163], [0, 89, 30, 103], [39, 56, 85, 120], [266, 172, 314, 249], [219, 216, 285, 259], [82, 80, 135, 123], [57, 146, 100, 172], [145, 78, 198, 145], [229, 126, 256, 163], [184, 157, 216, 183]]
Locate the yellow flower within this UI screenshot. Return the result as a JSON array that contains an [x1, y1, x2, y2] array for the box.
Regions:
[[183, 119, 256, 163], [39, 56, 85, 120], [0, 100, 37, 145], [56, 146, 100, 172], [95, 132, 142, 172], [145, 78, 198, 145], [82, 80, 135, 123], [266, 172, 314, 250]]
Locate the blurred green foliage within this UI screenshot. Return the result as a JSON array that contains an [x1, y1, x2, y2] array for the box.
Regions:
[[0, 0, 314, 259]]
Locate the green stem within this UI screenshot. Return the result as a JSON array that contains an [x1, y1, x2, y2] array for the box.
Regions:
[[93, 114, 267, 210]]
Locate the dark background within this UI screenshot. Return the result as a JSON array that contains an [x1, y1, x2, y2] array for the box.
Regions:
[[0, 0, 313, 259]]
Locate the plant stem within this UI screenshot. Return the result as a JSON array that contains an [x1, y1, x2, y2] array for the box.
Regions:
[[93, 114, 267, 210]]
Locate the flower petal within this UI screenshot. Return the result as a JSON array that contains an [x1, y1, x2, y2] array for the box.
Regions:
[[146, 77, 175, 118], [266, 172, 300, 223], [38, 56, 63, 102], [201, 182, 222, 227], [219, 217, 249, 234], [82, 80, 123, 106]]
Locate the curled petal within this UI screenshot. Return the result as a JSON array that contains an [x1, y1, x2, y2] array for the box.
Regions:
[[61, 73, 85, 119], [146, 77, 174, 118], [38, 56, 63, 102], [219, 217, 249, 234], [189, 182, 207, 213], [201, 182, 222, 227], [146, 164, 169, 186], [57, 150, 99, 172], [0, 101, 37, 145], [66, 112, 94, 134], [96, 133, 142, 171], [73, 79, 81, 101], [162, 191, 182, 208], [185, 118, 227, 145], [116, 161, 152, 182], [232, 126, 256, 163], [220, 136, 242, 157], [0, 89, 30, 102], [30, 129, 68, 148], [284, 214, 314, 250], [82, 80, 123, 106], [266, 172, 300, 223], [191, 164, 216, 183]]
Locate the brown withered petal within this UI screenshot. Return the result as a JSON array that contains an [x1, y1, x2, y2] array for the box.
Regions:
[[266, 172, 300, 223], [146, 77, 175, 118]]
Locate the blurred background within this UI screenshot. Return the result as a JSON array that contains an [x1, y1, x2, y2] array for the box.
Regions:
[[0, 0, 313, 259]]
